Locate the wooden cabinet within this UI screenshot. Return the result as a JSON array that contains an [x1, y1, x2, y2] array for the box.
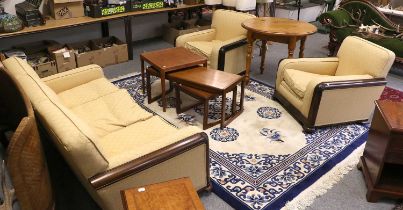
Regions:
[[360, 100, 403, 202]]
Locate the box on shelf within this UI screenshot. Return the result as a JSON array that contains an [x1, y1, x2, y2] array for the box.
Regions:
[[49, 0, 85, 20], [92, 36, 128, 66], [84, 2, 130, 18], [162, 19, 211, 45], [8, 40, 59, 78], [67, 40, 103, 67], [183, 0, 200, 5], [48, 45, 77, 73], [131, 0, 164, 11]]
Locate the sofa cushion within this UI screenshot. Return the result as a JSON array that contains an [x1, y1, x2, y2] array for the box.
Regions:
[[283, 69, 327, 98], [69, 89, 153, 137], [97, 116, 201, 168], [2, 57, 109, 177], [58, 78, 120, 108]]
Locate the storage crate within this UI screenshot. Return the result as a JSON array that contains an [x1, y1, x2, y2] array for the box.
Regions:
[[131, 0, 164, 11], [84, 3, 130, 18]]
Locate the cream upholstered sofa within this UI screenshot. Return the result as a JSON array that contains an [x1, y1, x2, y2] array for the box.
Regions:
[[274, 36, 396, 132], [176, 9, 255, 74], [1, 57, 210, 210]]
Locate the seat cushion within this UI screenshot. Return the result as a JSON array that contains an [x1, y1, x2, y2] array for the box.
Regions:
[[58, 78, 119, 108], [97, 116, 201, 168], [70, 89, 153, 137], [283, 69, 327, 98]]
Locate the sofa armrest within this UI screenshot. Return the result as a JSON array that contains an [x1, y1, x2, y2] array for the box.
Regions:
[[41, 65, 104, 94], [175, 29, 216, 47], [276, 57, 340, 88], [317, 9, 354, 27], [210, 35, 247, 71], [89, 132, 209, 190], [302, 76, 386, 125]]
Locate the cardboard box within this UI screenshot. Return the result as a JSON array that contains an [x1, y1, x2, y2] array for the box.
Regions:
[[33, 61, 58, 78], [48, 45, 77, 73], [162, 19, 211, 45], [67, 40, 103, 67], [92, 36, 128, 66], [9, 40, 59, 78], [49, 0, 85, 20]]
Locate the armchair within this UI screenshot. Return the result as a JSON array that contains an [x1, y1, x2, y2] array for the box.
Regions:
[[176, 9, 255, 74], [317, 0, 403, 62], [274, 36, 395, 132]]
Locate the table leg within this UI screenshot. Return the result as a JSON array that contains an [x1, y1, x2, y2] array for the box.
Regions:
[[240, 79, 245, 111], [124, 17, 133, 60], [203, 99, 209, 130], [161, 72, 167, 112], [245, 31, 254, 84], [141, 59, 145, 93], [299, 36, 306, 58], [260, 40, 267, 74], [221, 92, 226, 129], [203, 62, 207, 67], [146, 71, 151, 103], [232, 86, 237, 114], [288, 37, 297, 59], [101, 22, 109, 37]]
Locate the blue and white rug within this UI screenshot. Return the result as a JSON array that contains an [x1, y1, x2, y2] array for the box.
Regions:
[[113, 74, 368, 210]]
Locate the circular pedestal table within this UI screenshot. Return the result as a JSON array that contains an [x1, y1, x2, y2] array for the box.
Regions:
[[242, 17, 317, 82]]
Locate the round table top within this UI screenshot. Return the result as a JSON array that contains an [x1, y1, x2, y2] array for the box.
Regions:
[[242, 17, 317, 36]]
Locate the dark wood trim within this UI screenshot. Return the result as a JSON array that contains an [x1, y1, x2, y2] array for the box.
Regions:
[[275, 78, 387, 132], [217, 39, 247, 71], [89, 132, 209, 190], [340, 0, 400, 29], [273, 90, 309, 127]]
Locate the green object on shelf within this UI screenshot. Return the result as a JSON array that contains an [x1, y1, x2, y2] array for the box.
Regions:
[[0, 13, 24, 33]]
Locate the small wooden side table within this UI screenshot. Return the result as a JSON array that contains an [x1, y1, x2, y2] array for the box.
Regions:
[[140, 47, 207, 112], [121, 177, 205, 210], [168, 67, 245, 129], [359, 100, 403, 202], [241, 17, 317, 82]]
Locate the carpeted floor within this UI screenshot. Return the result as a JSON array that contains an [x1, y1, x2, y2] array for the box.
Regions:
[[46, 32, 403, 210], [103, 33, 403, 210], [114, 74, 371, 210]]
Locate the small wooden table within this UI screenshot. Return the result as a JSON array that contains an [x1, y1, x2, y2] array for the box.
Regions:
[[167, 67, 245, 129], [121, 177, 205, 210], [140, 47, 207, 112], [359, 100, 403, 202], [241, 17, 317, 82]]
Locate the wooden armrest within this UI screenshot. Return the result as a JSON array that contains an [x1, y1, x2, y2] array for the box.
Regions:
[[89, 132, 209, 190]]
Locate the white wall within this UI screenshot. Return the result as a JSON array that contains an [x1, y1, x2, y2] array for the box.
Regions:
[[0, 0, 168, 50]]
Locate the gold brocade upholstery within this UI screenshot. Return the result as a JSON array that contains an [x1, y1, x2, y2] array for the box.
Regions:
[[275, 36, 396, 130], [176, 10, 255, 74], [2, 57, 208, 210]]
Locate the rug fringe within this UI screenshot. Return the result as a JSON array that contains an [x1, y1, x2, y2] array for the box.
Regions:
[[281, 144, 365, 210]]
